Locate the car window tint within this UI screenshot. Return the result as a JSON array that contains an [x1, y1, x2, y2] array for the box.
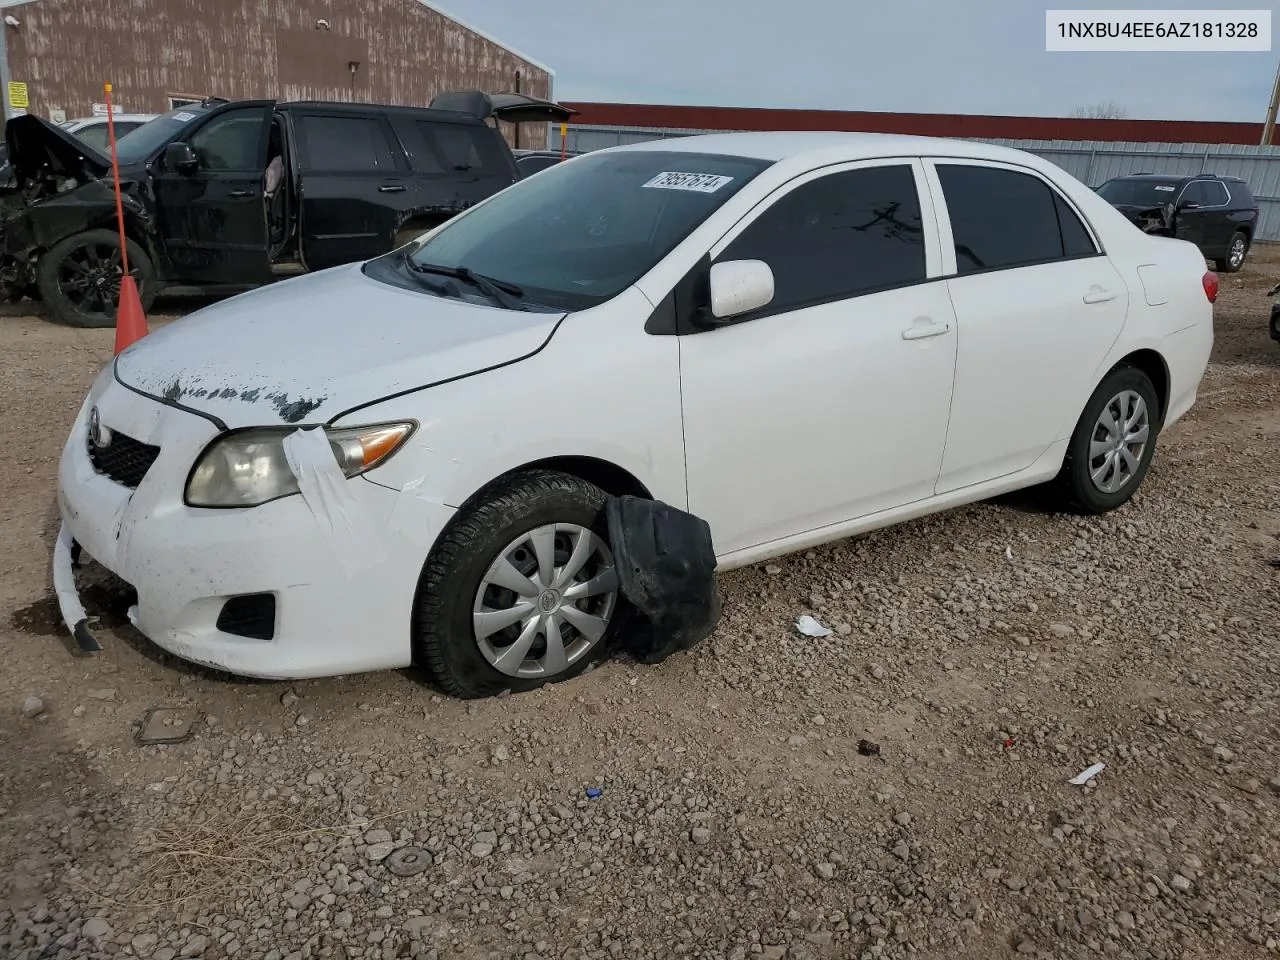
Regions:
[[75, 126, 108, 150], [1200, 181, 1230, 205], [719, 165, 926, 311], [418, 123, 505, 176], [518, 155, 560, 176], [296, 115, 395, 172], [938, 164, 1079, 273], [189, 110, 265, 170], [1054, 193, 1096, 257], [1181, 181, 1207, 206]]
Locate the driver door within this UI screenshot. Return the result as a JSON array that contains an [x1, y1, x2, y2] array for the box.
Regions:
[[152, 101, 275, 284], [677, 160, 958, 556]]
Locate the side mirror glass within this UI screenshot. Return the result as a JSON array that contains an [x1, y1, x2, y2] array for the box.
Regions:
[[707, 259, 774, 320], [163, 141, 198, 173]]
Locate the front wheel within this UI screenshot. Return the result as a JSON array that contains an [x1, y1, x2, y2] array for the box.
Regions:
[[1214, 231, 1248, 273], [36, 229, 158, 328], [413, 470, 627, 699], [1051, 365, 1161, 515]]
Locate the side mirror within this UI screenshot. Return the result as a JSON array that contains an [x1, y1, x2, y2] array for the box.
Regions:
[[707, 259, 774, 321], [163, 141, 198, 173]]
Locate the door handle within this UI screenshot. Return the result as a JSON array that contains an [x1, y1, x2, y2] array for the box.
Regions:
[[1083, 287, 1117, 304], [228, 189, 254, 198], [378, 184, 407, 193], [901, 318, 951, 341]]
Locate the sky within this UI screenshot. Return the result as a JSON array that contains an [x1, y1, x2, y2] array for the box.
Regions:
[[432, 0, 1278, 123]]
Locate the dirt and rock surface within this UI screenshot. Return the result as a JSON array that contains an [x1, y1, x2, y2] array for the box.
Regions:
[[2, 249, 1279, 960]]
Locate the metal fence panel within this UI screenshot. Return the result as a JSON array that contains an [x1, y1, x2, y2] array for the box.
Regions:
[[550, 125, 1280, 242]]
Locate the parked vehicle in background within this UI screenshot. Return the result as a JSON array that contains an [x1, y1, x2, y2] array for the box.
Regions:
[[1094, 173, 1259, 273], [59, 114, 159, 151], [0, 113, 156, 168], [0, 90, 571, 327], [55, 131, 1215, 697], [513, 148, 582, 177]]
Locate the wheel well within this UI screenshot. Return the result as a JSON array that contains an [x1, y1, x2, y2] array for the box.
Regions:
[[1235, 224, 1252, 240], [485, 456, 653, 502], [1116, 349, 1170, 423]]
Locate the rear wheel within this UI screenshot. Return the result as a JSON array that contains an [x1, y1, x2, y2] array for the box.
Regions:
[[1050, 365, 1161, 515], [1214, 231, 1248, 273], [413, 470, 626, 699], [36, 229, 158, 328]]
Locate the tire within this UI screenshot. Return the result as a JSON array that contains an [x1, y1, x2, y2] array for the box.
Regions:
[[1051, 365, 1161, 515], [1213, 231, 1249, 273], [36, 228, 158, 328], [413, 469, 629, 699]]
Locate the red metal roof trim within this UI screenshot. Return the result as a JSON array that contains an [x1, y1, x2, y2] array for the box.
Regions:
[[561, 102, 1270, 146]]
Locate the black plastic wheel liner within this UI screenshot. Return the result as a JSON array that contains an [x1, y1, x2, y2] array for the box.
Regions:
[[605, 495, 721, 664]]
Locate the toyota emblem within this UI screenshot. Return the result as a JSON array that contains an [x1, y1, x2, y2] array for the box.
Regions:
[[88, 406, 112, 448]]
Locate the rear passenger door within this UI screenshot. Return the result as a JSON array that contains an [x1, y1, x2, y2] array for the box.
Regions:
[[388, 116, 520, 218], [924, 160, 1129, 494], [1173, 180, 1212, 250], [289, 110, 413, 270]]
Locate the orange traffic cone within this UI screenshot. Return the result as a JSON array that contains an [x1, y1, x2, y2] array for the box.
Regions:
[[113, 275, 148, 354]]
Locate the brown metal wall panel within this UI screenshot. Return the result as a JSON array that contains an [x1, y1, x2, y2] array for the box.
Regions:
[[5, 0, 551, 147], [561, 102, 1271, 147]]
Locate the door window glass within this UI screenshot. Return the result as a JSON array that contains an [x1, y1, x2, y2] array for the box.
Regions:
[[718, 165, 927, 313], [188, 110, 266, 171], [937, 164, 1096, 273], [296, 115, 396, 172]]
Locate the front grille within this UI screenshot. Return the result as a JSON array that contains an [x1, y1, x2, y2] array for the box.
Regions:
[[87, 429, 161, 488], [216, 594, 277, 641]]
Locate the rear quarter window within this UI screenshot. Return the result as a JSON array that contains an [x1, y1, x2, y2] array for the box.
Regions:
[[1226, 181, 1255, 206], [408, 120, 512, 178]]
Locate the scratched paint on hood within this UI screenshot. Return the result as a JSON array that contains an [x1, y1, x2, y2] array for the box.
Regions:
[[113, 264, 566, 429]]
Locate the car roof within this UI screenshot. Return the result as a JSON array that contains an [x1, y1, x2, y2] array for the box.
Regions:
[[278, 100, 486, 125], [64, 114, 158, 125], [607, 130, 1068, 167]]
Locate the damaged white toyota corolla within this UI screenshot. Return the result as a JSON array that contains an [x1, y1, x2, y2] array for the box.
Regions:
[[56, 132, 1215, 698]]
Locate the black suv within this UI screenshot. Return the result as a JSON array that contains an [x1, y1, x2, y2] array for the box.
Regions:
[[1094, 173, 1259, 273], [0, 90, 572, 326]]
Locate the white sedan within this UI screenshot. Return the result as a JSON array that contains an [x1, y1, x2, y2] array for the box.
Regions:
[[54, 132, 1214, 698]]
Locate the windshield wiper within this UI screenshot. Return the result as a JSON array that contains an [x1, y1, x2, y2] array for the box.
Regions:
[[409, 261, 528, 311]]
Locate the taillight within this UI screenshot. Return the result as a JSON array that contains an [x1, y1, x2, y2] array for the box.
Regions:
[[1202, 271, 1218, 303]]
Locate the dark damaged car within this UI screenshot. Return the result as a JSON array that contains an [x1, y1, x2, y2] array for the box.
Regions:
[[1095, 173, 1259, 273], [0, 91, 574, 327]]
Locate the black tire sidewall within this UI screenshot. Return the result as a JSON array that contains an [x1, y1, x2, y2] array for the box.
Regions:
[[415, 473, 629, 698], [37, 229, 157, 328], [1062, 366, 1161, 514]]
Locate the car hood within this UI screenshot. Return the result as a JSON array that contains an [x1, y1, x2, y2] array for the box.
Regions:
[[113, 263, 566, 429], [4, 114, 112, 183]]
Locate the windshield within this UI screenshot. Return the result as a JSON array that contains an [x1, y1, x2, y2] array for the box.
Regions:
[[1096, 178, 1182, 207], [114, 106, 211, 163], [402, 149, 772, 310]]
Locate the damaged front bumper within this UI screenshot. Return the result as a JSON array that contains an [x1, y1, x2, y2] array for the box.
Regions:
[[52, 522, 101, 652], [54, 370, 454, 679]]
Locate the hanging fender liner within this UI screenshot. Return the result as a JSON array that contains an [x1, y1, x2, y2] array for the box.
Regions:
[[604, 495, 722, 664]]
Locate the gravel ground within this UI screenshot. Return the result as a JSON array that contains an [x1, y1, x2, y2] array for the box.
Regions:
[[1, 249, 1279, 960]]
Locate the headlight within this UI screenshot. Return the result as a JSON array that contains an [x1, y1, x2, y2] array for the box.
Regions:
[[185, 422, 415, 508]]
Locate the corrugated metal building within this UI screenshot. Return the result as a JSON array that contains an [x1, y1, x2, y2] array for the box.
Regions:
[[0, 0, 554, 147]]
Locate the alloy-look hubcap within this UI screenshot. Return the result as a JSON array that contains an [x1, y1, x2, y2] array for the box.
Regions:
[[1230, 237, 1245, 267], [472, 523, 619, 679], [1088, 389, 1150, 494]]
